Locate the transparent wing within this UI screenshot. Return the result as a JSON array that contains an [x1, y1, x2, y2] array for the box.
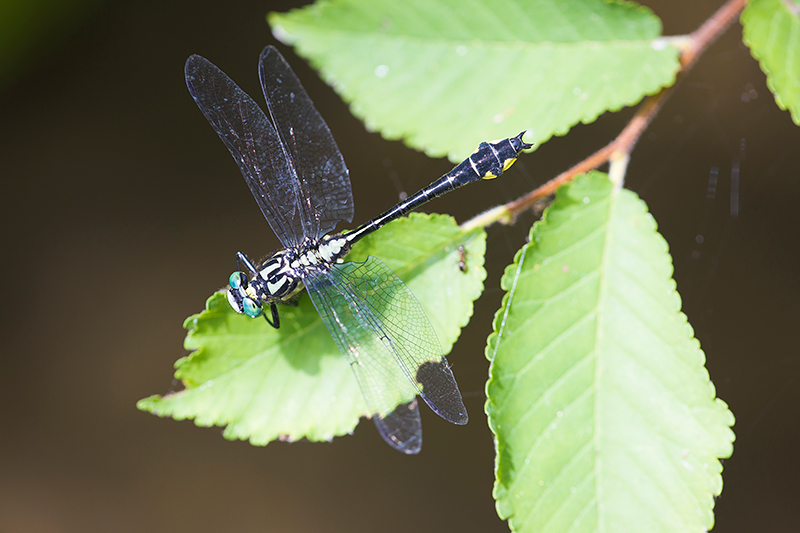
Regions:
[[332, 258, 469, 425], [259, 46, 354, 241], [305, 270, 423, 453], [185, 51, 353, 247], [304, 257, 468, 452], [185, 54, 298, 247]]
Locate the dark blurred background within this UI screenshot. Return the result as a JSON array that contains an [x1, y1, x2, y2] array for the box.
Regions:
[[1, 1, 798, 531]]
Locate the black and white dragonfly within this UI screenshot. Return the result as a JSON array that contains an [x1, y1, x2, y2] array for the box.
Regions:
[[185, 46, 529, 453]]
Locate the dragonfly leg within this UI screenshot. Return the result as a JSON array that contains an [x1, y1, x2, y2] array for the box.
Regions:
[[263, 302, 280, 329], [236, 251, 258, 274]]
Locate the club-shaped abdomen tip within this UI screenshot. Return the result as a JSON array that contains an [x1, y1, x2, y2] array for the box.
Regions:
[[514, 131, 533, 152]]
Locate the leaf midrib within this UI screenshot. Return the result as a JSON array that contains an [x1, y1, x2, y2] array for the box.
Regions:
[[592, 188, 615, 531], [289, 26, 669, 50]]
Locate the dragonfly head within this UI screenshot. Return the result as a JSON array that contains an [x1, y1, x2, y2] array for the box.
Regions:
[[227, 271, 263, 318]]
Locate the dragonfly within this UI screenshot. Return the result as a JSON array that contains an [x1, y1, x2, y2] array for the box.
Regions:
[[185, 46, 530, 453]]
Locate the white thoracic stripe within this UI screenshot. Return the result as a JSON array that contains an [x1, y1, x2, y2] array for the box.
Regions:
[[259, 261, 280, 279], [267, 279, 285, 295]]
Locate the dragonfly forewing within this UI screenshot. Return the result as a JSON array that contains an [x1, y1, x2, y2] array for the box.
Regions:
[[258, 47, 354, 241]]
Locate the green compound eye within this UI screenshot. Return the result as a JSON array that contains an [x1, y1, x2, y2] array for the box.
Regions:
[[229, 271, 246, 290], [242, 297, 262, 318]]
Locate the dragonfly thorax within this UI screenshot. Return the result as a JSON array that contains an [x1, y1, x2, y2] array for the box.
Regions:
[[226, 235, 351, 318]]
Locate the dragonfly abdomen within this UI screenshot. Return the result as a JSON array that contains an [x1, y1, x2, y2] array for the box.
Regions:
[[344, 132, 531, 246]]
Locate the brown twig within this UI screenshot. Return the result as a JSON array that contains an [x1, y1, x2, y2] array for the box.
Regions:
[[496, 0, 748, 223]]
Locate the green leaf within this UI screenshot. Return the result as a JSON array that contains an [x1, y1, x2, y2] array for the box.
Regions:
[[269, 0, 680, 161], [742, 0, 800, 125], [485, 173, 735, 532], [138, 213, 486, 446]]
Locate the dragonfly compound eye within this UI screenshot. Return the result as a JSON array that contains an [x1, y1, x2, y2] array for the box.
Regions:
[[229, 271, 247, 290], [242, 297, 263, 318]]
